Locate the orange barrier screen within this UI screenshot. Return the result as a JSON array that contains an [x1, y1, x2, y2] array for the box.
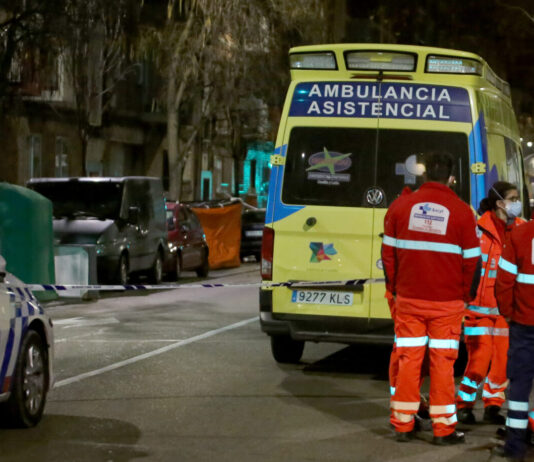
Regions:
[[192, 203, 242, 269]]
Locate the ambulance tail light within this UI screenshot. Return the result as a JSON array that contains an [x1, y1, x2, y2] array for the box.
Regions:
[[261, 227, 274, 280], [345, 51, 416, 71], [426, 55, 482, 75], [289, 52, 337, 70]]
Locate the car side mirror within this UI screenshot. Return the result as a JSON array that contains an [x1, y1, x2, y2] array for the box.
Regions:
[[128, 206, 140, 224]]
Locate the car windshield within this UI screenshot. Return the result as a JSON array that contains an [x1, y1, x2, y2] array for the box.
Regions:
[[282, 127, 469, 207], [242, 210, 266, 224], [31, 181, 124, 220]]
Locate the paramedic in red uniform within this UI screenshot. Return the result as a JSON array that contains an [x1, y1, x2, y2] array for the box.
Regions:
[[386, 186, 430, 429], [382, 151, 480, 445], [457, 182, 524, 425], [494, 218, 534, 461]]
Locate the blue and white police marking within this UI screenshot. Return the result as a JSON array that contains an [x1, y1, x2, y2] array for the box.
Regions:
[[0, 284, 48, 395]]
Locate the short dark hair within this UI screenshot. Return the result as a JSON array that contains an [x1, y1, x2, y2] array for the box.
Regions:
[[425, 151, 453, 182]]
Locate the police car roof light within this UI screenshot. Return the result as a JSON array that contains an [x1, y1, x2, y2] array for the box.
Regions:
[[345, 51, 416, 72], [426, 55, 483, 75], [289, 52, 337, 70]]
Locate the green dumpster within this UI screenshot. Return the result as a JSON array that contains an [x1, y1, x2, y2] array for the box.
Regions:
[[0, 183, 55, 300]]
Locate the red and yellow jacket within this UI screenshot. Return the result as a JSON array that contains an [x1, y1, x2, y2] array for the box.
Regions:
[[496, 220, 534, 326], [382, 182, 480, 306], [467, 211, 523, 317]]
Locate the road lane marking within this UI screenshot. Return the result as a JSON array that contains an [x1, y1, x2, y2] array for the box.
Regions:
[[54, 317, 85, 325], [57, 339, 186, 343], [55, 316, 120, 329], [54, 316, 258, 388], [55, 328, 106, 343]]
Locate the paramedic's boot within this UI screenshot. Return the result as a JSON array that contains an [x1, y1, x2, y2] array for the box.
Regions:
[[433, 430, 465, 446], [457, 407, 476, 424], [414, 395, 432, 431], [491, 444, 525, 462], [484, 405, 506, 425], [396, 429, 416, 442]]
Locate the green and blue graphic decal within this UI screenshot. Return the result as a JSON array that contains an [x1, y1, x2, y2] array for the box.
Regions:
[[310, 242, 337, 263]]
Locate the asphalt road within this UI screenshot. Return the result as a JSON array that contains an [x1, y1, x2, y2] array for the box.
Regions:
[[0, 263, 527, 461]]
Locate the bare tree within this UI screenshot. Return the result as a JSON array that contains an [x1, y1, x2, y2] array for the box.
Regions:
[[58, 0, 138, 175], [496, 0, 534, 23], [201, 0, 329, 195], [139, 0, 329, 199], [138, 0, 212, 199], [0, 0, 65, 111]]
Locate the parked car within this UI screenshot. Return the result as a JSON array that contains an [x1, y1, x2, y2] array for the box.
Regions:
[[0, 258, 53, 427], [164, 202, 209, 279], [240, 208, 265, 262], [27, 177, 167, 285]]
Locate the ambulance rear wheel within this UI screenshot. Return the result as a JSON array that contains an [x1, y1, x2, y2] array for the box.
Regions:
[[270, 335, 304, 363]]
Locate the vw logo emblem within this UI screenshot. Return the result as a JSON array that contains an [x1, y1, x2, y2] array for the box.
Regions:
[[365, 187, 384, 206]]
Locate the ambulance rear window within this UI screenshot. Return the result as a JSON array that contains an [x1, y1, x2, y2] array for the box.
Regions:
[[282, 127, 469, 207]]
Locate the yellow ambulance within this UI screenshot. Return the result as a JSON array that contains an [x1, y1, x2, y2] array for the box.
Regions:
[[260, 43, 526, 363]]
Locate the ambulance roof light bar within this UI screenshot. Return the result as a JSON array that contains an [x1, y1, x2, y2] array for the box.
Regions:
[[426, 55, 483, 75], [289, 52, 337, 70], [345, 51, 416, 72]]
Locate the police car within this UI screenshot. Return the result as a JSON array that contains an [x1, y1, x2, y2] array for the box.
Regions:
[[0, 257, 53, 427]]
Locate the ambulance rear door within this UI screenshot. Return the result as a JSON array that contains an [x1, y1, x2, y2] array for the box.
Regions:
[[269, 81, 382, 320], [369, 82, 474, 318]]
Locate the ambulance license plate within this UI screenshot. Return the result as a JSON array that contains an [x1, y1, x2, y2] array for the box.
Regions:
[[291, 290, 353, 306]]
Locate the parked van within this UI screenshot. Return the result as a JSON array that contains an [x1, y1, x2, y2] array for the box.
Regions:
[[28, 177, 167, 285], [260, 44, 527, 363]]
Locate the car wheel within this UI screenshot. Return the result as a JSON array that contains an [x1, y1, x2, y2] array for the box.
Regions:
[[270, 335, 304, 364], [2, 330, 48, 427], [196, 248, 209, 278], [117, 254, 129, 285], [149, 251, 163, 284]]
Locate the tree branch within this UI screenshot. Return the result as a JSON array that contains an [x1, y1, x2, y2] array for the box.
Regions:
[[497, 0, 534, 23]]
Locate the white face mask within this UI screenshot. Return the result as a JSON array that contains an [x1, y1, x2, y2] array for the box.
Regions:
[[491, 186, 521, 219], [504, 200, 522, 218]]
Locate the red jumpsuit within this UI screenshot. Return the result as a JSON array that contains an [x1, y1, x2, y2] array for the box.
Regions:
[[496, 221, 534, 458], [386, 186, 413, 397], [457, 212, 523, 411], [382, 182, 480, 437]]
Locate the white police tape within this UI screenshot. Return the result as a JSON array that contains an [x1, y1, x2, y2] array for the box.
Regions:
[[14, 278, 386, 292]]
